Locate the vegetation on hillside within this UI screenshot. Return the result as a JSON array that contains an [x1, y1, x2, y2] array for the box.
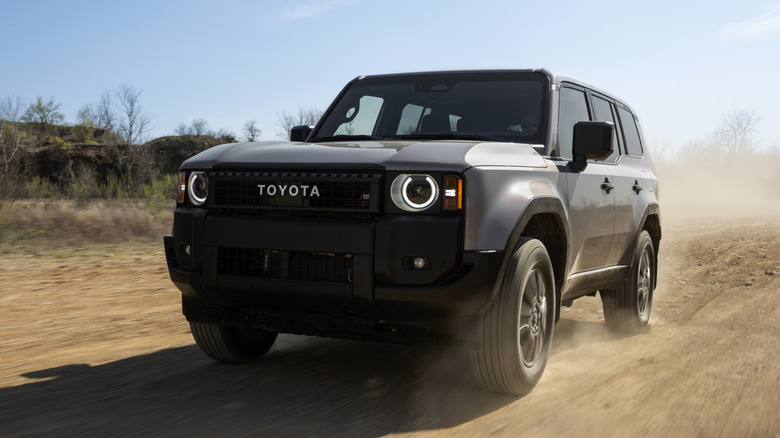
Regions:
[[0, 89, 235, 205], [0, 84, 329, 208]]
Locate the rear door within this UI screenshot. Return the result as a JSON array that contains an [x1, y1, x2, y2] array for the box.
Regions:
[[608, 104, 649, 265], [590, 93, 635, 266]]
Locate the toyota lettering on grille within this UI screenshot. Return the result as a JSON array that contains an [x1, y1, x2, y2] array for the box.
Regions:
[[257, 184, 321, 198]]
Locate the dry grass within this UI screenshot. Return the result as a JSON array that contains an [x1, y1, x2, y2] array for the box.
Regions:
[[0, 199, 173, 250], [1, 148, 777, 251]]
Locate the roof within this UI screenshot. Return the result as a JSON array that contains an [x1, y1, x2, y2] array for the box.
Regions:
[[354, 68, 636, 113]]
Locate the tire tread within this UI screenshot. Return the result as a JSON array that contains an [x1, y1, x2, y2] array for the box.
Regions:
[[601, 230, 654, 333], [470, 238, 555, 395], [189, 321, 276, 363]]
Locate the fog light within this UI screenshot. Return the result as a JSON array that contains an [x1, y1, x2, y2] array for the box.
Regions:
[[182, 244, 191, 256], [403, 256, 430, 270]]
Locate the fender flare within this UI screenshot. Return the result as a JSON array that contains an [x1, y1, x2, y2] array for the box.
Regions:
[[482, 196, 570, 311], [633, 202, 662, 289]]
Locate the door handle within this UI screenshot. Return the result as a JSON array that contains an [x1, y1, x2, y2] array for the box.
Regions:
[[632, 180, 643, 194], [601, 178, 614, 193]]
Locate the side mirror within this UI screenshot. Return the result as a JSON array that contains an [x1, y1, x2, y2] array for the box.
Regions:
[[290, 125, 313, 142], [569, 121, 614, 172]]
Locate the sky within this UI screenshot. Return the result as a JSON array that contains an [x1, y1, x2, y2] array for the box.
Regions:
[[2, 0, 779, 154]]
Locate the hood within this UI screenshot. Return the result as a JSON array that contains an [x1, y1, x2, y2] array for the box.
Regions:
[[180, 140, 548, 172]]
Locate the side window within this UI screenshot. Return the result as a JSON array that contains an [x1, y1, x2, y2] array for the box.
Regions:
[[617, 106, 643, 157], [556, 87, 590, 158], [590, 95, 621, 162]]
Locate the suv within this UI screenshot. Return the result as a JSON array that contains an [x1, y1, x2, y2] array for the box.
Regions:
[[164, 69, 661, 395]]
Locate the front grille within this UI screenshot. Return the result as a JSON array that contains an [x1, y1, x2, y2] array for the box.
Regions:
[[218, 247, 354, 284], [212, 171, 381, 213]]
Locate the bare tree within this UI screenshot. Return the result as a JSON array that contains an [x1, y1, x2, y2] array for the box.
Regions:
[[94, 90, 117, 135], [0, 95, 25, 153], [0, 95, 32, 181], [175, 123, 190, 136], [716, 109, 760, 156], [0, 95, 25, 123], [21, 96, 65, 146], [243, 119, 261, 141], [93, 84, 153, 183], [190, 118, 209, 136], [275, 106, 323, 140], [73, 106, 96, 143], [211, 128, 237, 142], [115, 84, 152, 146], [81, 91, 119, 146]]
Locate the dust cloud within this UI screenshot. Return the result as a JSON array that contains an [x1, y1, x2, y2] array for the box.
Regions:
[[651, 147, 780, 220]]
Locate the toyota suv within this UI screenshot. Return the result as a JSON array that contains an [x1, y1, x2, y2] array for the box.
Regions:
[[164, 69, 661, 395]]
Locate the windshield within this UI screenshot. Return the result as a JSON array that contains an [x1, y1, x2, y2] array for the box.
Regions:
[[311, 72, 548, 144]]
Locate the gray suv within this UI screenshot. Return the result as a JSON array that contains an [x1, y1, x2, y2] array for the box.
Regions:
[[165, 69, 661, 395]]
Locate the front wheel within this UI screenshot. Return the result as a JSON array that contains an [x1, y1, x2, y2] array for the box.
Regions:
[[190, 321, 277, 363], [601, 230, 655, 333], [470, 238, 556, 395]]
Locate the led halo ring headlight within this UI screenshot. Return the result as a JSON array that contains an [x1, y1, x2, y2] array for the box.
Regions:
[[390, 174, 439, 212], [188, 171, 209, 206]]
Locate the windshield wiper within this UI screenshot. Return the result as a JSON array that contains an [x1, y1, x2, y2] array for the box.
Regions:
[[395, 132, 508, 142], [310, 135, 384, 142]]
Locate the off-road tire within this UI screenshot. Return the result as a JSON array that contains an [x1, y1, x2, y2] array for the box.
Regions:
[[470, 238, 556, 395], [190, 321, 277, 363], [601, 230, 655, 333]]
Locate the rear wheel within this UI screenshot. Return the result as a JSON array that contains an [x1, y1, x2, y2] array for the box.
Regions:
[[189, 321, 277, 363], [470, 238, 556, 395], [601, 230, 655, 332]]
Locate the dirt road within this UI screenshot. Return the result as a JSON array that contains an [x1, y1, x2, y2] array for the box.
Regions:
[[1, 204, 778, 437]]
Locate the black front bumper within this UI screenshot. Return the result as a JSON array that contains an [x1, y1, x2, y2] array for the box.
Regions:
[[164, 208, 503, 341]]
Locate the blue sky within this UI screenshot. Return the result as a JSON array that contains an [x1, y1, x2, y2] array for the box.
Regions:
[[2, 0, 779, 153]]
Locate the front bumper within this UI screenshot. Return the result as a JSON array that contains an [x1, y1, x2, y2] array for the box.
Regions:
[[164, 208, 503, 340]]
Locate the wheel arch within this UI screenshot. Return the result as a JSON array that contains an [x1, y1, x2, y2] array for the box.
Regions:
[[637, 203, 662, 289], [488, 197, 570, 312]]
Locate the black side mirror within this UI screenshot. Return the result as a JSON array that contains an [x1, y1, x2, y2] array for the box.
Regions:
[[569, 121, 614, 172], [290, 125, 313, 142]]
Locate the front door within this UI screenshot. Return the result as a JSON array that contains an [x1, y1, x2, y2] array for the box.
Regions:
[[556, 86, 616, 276]]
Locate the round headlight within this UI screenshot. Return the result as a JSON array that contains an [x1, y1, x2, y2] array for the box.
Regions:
[[188, 171, 209, 206], [391, 174, 439, 212]]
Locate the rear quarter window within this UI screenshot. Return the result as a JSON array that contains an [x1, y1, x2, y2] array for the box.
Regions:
[[617, 106, 643, 157]]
